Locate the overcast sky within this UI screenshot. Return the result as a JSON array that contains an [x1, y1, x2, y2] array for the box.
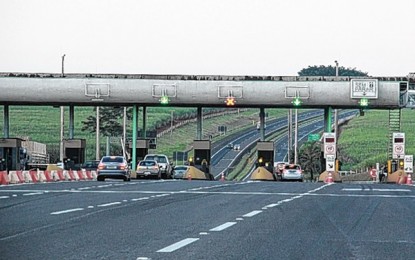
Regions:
[[1, 0, 414, 76]]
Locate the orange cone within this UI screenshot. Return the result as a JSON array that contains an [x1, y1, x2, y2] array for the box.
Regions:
[[220, 172, 225, 182], [188, 172, 192, 181], [406, 173, 413, 185], [325, 172, 334, 183]]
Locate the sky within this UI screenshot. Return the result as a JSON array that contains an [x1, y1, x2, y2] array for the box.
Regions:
[[1, 0, 414, 77]]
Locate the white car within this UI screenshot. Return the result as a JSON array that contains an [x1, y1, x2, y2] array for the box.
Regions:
[[143, 154, 173, 179], [281, 164, 303, 182]]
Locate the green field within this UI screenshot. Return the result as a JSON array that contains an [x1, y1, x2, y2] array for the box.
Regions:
[[338, 109, 415, 170]]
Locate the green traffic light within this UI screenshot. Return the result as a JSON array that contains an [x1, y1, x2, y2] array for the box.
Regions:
[[292, 97, 302, 106], [359, 98, 369, 107], [160, 95, 169, 105]]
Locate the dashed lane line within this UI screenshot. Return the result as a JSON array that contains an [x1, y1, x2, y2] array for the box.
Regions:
[[50, 208, 84, 215], [243, 210, 262, 218], [209, 222, 237, 232], [157, 238, 200, 253]]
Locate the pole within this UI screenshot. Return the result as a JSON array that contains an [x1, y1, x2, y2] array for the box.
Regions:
[[123, 107, 127, 157], [294, 108, 298, 164], [170, 110, 174, 137], [96, 106, 100, 160], [287, 109, 292, 163], [334, 60, 339, 139], [59, 106, 64, 162], [132, 105, 138, 171], [61, 54, 66, 77]]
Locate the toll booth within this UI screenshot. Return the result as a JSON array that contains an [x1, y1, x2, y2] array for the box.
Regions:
[[0, 138, 23, 171], [128, 139, 149, 163], [192, 140, 213, 180], [257, 141, 274, 173], [63, 139, 86, 169]]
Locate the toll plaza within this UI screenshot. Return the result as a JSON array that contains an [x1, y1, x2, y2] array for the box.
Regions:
[[128, 139, 149, 163], [191, 140, 213, 180], [63, 139, 86, 169], [0, 138, 23, 171], [251, 141, 275, 180]]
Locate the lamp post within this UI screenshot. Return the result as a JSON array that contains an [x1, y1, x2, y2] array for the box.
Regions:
[[61, 54, 66, 77]]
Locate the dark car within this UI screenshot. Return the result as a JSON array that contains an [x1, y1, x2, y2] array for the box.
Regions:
[[82, 160, 100, 171], [97, 156, 131, 181]]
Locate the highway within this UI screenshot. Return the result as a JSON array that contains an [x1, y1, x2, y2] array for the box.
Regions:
[[1, 180, 415, 259]]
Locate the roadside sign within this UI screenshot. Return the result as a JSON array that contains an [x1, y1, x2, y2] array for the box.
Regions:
[[326, 155, 335, 171], [404, 155, 413, 173], [350, 79, 378, 99], [308, 133, 320, 141], [323, 132, 336, 157], [392, 132, 405, 159]]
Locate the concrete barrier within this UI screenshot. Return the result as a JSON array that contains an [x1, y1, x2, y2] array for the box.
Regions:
[[0, 171, 10, 185]]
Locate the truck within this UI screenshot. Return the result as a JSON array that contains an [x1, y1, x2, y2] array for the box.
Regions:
[[20, 140, 49, 170]]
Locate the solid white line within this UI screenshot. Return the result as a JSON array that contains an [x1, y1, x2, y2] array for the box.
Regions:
[[209, 222, 237, 232], [97, 202, 122, 207], [157, 238, 199, 253], [342, 188, 411, 192], [51, 208, 84, 215], [243, 210, 262, 217]]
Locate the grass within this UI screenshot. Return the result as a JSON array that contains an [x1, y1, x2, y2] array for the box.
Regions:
[[338, 109, 415, 171]]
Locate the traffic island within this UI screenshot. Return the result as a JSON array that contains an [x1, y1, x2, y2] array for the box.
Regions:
[[250, 167, 274, 181]]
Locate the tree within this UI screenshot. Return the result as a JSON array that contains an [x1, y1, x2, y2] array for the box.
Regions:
[[298, 141, 322, 181], [298, 65, 368, 77], [81, 107, 132, 137]]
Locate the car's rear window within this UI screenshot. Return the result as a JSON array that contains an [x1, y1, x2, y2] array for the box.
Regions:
[[140, 161, 156, 166], [102, 157, 124, 163], [286, 164, 301, 170], [146, 155, 167, 163]]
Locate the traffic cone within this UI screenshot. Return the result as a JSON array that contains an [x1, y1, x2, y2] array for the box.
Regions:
[[406, 173, 413, 185], [220, 172, 225, 182], [188, 172, 192, 181], [325, 172, 334, 183]]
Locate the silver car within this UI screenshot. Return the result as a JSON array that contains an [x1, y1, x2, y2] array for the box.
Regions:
[[97, 156, 131, 181], [172, 165, 189, 179], [136, 160, 161, 179], [281, 164, 303, 182]]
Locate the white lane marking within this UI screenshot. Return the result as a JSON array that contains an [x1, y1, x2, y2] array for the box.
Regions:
[[236, 218, 244, 221], [12, 194, 17, 197], [0, 196, 10, 199], [97, 202, 122, 207], [243, 210, 262, 218], [78, 187, 91, 190], [51, 208, 84, 215], [263, 203, 279, 208], [209, 222, 237, 232], [131, 197, 150, 201], [23, 192, 43, 196], [342, 188, 411, 192], [199, 232, 209, 235], [157, 238, 200, 253]]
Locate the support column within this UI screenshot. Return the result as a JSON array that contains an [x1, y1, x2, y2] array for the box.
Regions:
[[3, 105, 9, 138], [142, 106, 147, 138], [324, 107, 333, 132], [294, 109, 298, 164], [69, 105, 74, 139], [60, 106, 65, 162], [259, 108, 265, 141], [196, 107, 203, 140], [132, 105, 138, 171], [96, 107, 100, 160], [287, 109, 292, 163]]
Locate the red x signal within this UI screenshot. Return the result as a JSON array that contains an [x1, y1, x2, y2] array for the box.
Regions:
[[225, 97, 235, 106]]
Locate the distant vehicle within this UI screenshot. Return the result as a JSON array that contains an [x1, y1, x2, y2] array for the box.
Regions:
[[281, 164, 303, 182], [82, 160, 100, 171], [233, 144, 241, 151], [256, 122, 267, 130], [143, 154, 173, 179], [274, 161, 289, 180], [172, 165, 189, 179], [227, 143, 234, 149], [136, 160, 160, 179], [97, 156, 131, 182]]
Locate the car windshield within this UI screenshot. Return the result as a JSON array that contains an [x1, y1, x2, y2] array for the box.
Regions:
[[140, 161, 156, 166], [175, 166, 187, 171], [101, 156, 124, 163]]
